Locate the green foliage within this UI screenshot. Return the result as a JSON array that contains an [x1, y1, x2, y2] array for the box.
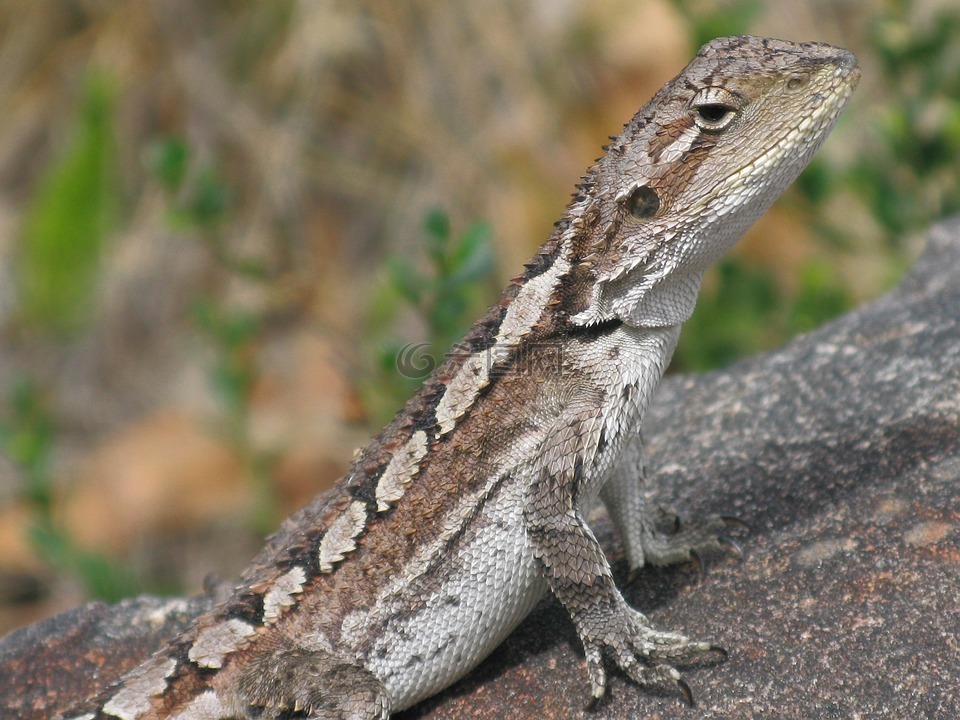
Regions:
[[17, 73, 117, 333], [192, 301, 261, 436], [192, 300, 278, 534], [674, 257, 852, 372], [146, 135, 279, 533], [844, 4, 960, 249], [786, 259, 851, 336], [147, 137, 268, 279], [670, 0, 764, 49], [145, 136, 190, 195], [146, 136, 231, 230], [674, 259, 777, 372], [5, 75, 138, 598], [395, 209, 495, 349], [363, 209, 496, 421], [0, 380, 137, 600], [178, 166, 231, 233], [1, 381, 53, 512]]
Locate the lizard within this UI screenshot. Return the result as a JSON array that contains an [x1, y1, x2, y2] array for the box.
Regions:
[[60, 35, 859, 720]]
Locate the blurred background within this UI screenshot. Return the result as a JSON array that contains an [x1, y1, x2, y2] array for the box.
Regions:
[[1, 0, 959, 634]]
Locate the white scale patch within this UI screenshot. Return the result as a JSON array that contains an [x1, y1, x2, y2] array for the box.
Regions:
[[169, 690, 229, 719], [143, 598, 191, 627], [433, 352, 496, 435], [495, 254, 570, 347], [318, 500, 368, 572], [434, 251, 571, 436], [102, 655, 178, 720], [657, 125, 700, 165], [188, 619, 257, 669], [375, 430, 429, 511], [262, 565, 308, 624]]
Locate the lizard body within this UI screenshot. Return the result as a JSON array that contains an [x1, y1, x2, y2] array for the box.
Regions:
[[63, 35, 859, 719]]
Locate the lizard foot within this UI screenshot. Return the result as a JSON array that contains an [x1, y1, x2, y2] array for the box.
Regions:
[[581, 603, 723, 706], [642, 512, 748, 568]]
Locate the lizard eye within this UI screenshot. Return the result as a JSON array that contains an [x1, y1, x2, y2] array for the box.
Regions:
[[624, 185, 660, 220], [693, 103, 737, 132]]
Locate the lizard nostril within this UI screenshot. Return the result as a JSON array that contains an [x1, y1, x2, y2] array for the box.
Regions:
[[786, 74, 809, 91]]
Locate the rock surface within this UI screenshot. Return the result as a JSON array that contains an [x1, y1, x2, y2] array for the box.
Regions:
[[0, 594, 217, 719], [2, 218, 959, 718]]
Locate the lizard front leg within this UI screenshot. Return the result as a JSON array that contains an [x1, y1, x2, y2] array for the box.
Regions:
[[600, 432, 735, 571], [524, 454, 719, 704]]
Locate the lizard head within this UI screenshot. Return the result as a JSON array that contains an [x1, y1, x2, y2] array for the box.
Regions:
[[570, 35, 860, 329]]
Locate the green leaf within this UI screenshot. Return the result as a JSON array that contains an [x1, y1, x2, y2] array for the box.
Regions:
[[671, 0, 765, 50], [787, 259, 850, 335], [424, 207, 451, 242], [185, 166, 229, 229], [424, 208, 452, 265], [17, 73, 117, 333], [145, 137, 190, 194], [448, 221, 494, 284], [387, 257, 424, 305]]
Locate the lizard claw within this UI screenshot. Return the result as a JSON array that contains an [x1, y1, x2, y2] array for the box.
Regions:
[[584, 647, 607, 707], [708, 644, 729, 662], [720, 515, 752, 532], [676, 677, 696, 707], [719, 535, 745, 559], [690, 549, 706, 579]]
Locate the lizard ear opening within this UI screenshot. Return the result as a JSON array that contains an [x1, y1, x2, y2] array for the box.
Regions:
[[624, 185, 660, 220]]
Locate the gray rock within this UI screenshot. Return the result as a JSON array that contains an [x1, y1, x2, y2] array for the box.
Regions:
[[3, 218, 959, 719], [0, 594, 217, 719]]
